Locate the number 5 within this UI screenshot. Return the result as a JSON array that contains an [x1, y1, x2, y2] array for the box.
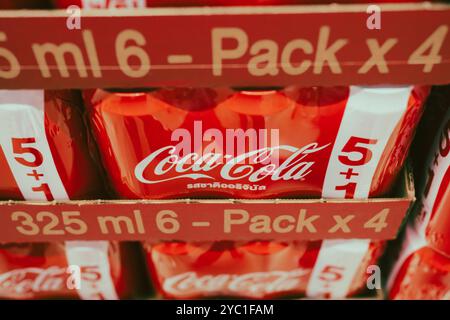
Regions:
[[319, 265, 345, 282], [62, 211, 88, 235], [12, 137, 43, 167], [338, 136, 378, 166]]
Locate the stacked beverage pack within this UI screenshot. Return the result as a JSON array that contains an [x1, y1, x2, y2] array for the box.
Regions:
[[84, 86, 428, 299], [388, 98, 450, 300], [0, 90, 138, 299], [0, 0, 448, 301], [0, 86, 429, 299]]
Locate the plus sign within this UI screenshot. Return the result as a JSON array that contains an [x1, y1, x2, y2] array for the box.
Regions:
[[340, 168, 359, 180], [27, 170, 43, 181]]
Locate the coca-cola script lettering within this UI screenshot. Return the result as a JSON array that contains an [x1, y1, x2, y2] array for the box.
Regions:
[[135, 143, 330, 185], [162, 269, 311, 298], [0, 267, 68, 298]]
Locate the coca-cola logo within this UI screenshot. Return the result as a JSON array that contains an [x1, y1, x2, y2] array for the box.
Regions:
[[0, 267, 68, 298], [135, 121, 330, 185], [163, 269, 311, 298], [420, 116, 450, 222]]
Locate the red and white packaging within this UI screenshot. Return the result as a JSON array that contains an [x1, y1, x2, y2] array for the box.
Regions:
[[416, 107, 450, 257], [146, 240, 384, 299], [0, 90, 124, 300], [0, 242, 125, 300], [85, 86, 428, 200], [388, 107, 450, 300], [85, 85, 427, 299], [0, 90, 100, 201], [388, 226, 450, 300]]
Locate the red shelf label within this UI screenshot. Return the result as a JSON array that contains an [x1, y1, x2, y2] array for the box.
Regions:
[[0, 199, 411, 242], [0, 4, 449, 88]]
